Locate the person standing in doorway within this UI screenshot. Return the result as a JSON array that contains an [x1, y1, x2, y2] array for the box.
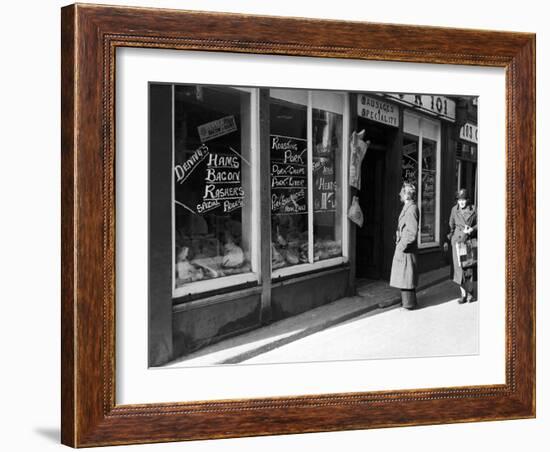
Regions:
[[390, 183, 420, 310], [445, 188, 477, 303]]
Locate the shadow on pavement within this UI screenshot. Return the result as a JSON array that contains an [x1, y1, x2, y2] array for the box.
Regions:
[[164, 268, 455, 366], [415, 280, 462, 310]]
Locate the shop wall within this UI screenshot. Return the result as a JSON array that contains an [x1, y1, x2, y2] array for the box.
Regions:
[[172, 291, 262, 356], [149, 84, 175, 366], [440, 120, 459, 244], [271, 267, 350, 320]]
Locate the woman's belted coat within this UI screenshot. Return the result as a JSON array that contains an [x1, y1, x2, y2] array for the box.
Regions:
[[389, 202, 419, 290], [448, 204, 477, 285]]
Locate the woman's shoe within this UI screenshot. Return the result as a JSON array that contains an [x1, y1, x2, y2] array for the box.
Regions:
[[466, 294, 475, 303], [458, 296, 467, 304]]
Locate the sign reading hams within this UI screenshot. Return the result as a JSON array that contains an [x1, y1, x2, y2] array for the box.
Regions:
[[174, 142, 244, 215]]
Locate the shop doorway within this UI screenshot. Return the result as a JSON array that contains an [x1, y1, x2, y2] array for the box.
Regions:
[[356, 147, 385, 279], [354, 120, 396, 280]]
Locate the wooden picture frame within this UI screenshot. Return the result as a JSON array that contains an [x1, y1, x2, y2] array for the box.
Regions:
[[61, 3, 535, 447]]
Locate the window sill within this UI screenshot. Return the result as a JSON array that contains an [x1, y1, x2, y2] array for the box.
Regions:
[[172, 259, 350, 306], [173, 284, 262, 313], [172, 273, 259, 304], [272, 257, 347, 280], [271, 261, 350, 287]]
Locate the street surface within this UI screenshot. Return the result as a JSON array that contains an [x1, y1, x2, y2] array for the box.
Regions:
[[165, 269, 479, 367], [246, 280, 478, 364]]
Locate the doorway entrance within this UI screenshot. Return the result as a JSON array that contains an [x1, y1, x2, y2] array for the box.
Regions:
[[355, 119, 396, 280]]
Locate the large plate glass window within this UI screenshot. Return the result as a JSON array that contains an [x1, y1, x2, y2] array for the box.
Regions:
[[311, 91, 344, 262], [402, 111, 441, 248], [172, 85, 259, 297], [270, 89, 347, 277], [269, 89, 309, 271]]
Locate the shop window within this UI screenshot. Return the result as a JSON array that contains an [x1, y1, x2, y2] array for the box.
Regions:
[[270, 89, 347, 277], [402, 112, 441, 248], [420, 137, 437, 244], [269, 91, 308, 271], [170, 85, 348, 296], [312, 98, 343, 262], [172, 85, 259, 297], [402, 136, 419, 186]]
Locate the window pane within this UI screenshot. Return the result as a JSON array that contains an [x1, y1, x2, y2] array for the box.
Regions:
[[420, 137, 437, 244], [173, 85, 254, 288], [403, 111, 420, 136], [312, 102, 343, 261], [270, 92, 308, 270], [402, 135, 419, 187]]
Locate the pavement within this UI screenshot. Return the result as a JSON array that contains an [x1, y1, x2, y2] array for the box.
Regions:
[[164, 266, 479, 367]]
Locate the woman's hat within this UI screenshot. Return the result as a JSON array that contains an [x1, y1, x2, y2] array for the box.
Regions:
[[456, 188, 469, 200]]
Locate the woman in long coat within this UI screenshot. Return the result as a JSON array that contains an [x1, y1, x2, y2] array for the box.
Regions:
[[447, 188, 477, 303], [389, 183, 420, 310]]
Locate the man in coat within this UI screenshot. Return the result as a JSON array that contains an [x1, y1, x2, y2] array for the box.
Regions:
[[389, 183, 420, 310]]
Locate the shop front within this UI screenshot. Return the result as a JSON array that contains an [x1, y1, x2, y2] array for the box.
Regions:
[[353, 93, 459, 282], [148, 84, 470, 366]]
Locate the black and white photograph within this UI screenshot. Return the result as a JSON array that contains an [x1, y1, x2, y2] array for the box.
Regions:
[[148, 84, 479, 368]]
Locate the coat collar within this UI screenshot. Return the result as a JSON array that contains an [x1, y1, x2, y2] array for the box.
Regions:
[[456, 204, 475, 222], [399, 201, 415, 220]]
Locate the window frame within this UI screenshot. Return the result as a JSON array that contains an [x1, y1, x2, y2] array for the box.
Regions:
[[170, 86, 351, 296], [271, 90, 350, 280], [403, 111, 442, 249], [171, 86, 262, 298]]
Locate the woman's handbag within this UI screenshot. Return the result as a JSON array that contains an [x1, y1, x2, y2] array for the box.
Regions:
[[455, 238, 478, 268]]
